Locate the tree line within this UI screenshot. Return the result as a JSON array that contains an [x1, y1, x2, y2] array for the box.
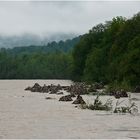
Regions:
[[0, 12, 139, 89], [0, 51, 72, 79], [0, 36, 79, 79], [72, 12, 140, 89]]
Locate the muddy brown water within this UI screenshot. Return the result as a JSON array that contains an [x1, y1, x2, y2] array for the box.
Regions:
[[0, 80, 140, 139]]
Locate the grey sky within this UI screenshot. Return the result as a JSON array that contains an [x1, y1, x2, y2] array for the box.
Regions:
[[0, 1, 140, 36]]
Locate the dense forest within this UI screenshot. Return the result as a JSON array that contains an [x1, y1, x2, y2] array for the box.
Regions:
[[0, 36, 80, 79], [0, 12, 139, 89], [72, 12, 140, 89], [0, 52, 72, 79]]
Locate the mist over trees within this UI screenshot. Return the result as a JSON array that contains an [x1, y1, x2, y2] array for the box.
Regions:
[[0, 33, 77, 49], [5, 36, 80, 55], [0, 12, 139, 89]]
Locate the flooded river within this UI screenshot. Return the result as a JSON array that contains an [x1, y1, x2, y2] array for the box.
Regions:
[[0, 80, 140, 139]]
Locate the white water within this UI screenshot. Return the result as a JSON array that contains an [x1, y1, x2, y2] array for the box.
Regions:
[[0, 80, 140, 139]]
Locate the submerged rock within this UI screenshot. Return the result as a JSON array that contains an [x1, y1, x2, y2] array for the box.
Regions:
[[109, 89, 128, 98], [45, 97, 55, 100], [115, 91, 121, 99], [120, 89, 128, 97], [59, 95, 73, 101], [30, 83, 42, 92], [25, 83, 64, 93], [25, 86, 31, 91], [57, 92, 63, 95], [41, 84, 49, 93], [33, 83, 41, 88], [67, 82, 88, 95], [72, 95, 86, 104]]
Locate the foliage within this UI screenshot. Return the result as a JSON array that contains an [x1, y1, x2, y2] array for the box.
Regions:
[[0, 12, 139, 85], [79, 94, 138, 115], [72, 12, 140, 88], [105, 79, 131, 93], [0, 51, 73, 79], [114, 99, 138, 115], [80, 94, 113, 111]]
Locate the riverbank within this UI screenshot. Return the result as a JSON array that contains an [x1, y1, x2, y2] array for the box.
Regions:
[[0, 80, 140, 139]]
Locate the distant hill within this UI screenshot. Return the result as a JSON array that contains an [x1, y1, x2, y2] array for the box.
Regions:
[[0, 33, 78, 49], [1, 36, 81, 55], [0, 35, 81, 79]]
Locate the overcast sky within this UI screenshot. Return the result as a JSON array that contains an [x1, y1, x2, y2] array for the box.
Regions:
[[0, 1, 140, 37]]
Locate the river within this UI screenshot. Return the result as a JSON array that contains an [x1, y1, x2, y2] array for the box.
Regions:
[[0, 80, 140, 139]]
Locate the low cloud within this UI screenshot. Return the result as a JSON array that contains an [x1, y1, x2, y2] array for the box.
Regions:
[[0, 1, 139, 36]]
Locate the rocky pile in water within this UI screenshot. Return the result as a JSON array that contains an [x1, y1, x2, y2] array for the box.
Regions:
[[25, 83, 42, 92], [25, 82, 129, 99], [59, 95, 73, 101], [109, 89, 128, 98], [25, 83, 63, 94], [66, 82, 88, 95], [25, 82, 89, 96], [72, 95, 86, 104], [87, 82, 104, 92]]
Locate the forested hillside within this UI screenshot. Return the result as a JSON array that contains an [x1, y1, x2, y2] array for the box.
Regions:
[[0, 12, 139, 89], [0, 36, 80, 79], [4, 36, 80, 55], [72, 12, 140, 88], [0, 33, 77, 48]]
